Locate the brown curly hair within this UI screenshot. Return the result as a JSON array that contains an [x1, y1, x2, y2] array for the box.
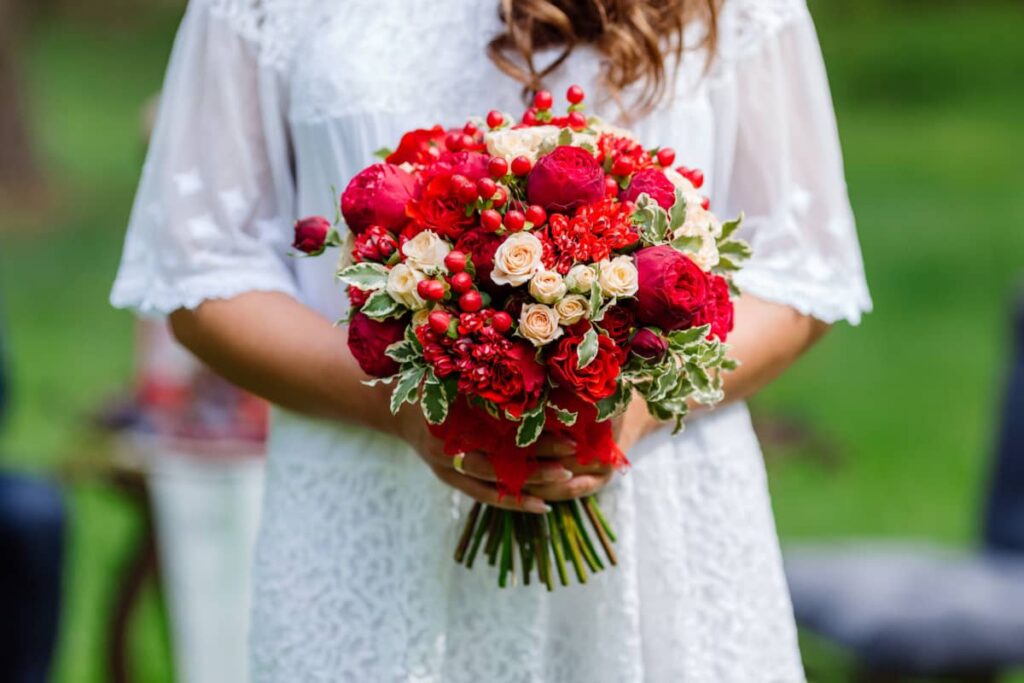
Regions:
[[489, 0, 720, 116]]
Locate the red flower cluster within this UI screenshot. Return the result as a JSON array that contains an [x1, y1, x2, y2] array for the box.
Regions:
[[545, 198, 639, 273], [405, 151, 491, 239], [597, 132, 654, 177]]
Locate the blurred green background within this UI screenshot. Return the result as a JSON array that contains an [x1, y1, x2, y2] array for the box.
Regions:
[[0, 0, 1022, 681]]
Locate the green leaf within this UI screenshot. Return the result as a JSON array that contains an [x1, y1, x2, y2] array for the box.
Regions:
[[669, 234, 703, 254], [718, 239, 753, 260], [373, 147, 394, 160], [588, 280, 603, 320], [595, 381, 631, 421], [516, 403, 547, 447], [389, 366, 426, 415], [718, 212, 744, 242], [360, 289, 401, 320], [421, 373, 450, 425], [550, 405, 578, 427], [576, 327, 600, 369], [669, 188, 687, 229], [337, 262, 388, 290], [557, 128, 574, 146], [714, 256, 741, 273], [668, 324, 711, 347], [384, 340, 421, 364]]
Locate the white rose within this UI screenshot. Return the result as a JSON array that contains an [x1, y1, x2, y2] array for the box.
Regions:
[[518, 303, 563, 346], [401, 230, 450, 272], [554, 294, 588, 325], [485, 125, 559, 162], [672, 222, 720, 271], [528, 270, 567, 304], [491, 232, 544, 287], [598, 255, 639, 298], [386, 263, 426, 310], [565, 264, 597, 293]]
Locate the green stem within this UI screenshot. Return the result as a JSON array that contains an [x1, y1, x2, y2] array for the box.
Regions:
[[512, 513, 532, 586], [532, 514, 554, 592], [464, 505, 494, 569], [485, 508, 503, 566], [558, 503, 587, 584], [582, 497, 617, 566], [569, 499, 604, 572], [586, 495, 617, 543], [454, 502, 482, 564], [547, 510, 569, 587], [498, 512, 513, 588]]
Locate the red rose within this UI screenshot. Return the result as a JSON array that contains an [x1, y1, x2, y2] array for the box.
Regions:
[[634, 245, 709, 331], [352, 224, 398, 263], [596, 305, 635, 360], [293, 216, 331, 254], [461, 340, 545, 418], [347, 311, 408, 378], [341, 163, 415, 234], [619, 167, 676, 210], [547, 324, 621, 404], [526, 146, 606, 213], [630, 328, 668, 361], [693, 274, 735, 341], [386, 125, 445, 166]]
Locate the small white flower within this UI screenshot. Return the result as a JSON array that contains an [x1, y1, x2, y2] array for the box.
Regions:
[[565, 264, 598, 294], [554, 295, 588, 325], [491, 232, 545, 287], [401, 230, 450, 272], [386, 263, 426, 310], [518, 303, 563, 346], [529, 270, 568, 304], [672, 221, 720, 271], [598, 255, 639, 298], [485, 125, 559, 162]]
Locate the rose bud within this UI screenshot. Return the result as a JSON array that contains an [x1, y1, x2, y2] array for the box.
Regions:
[[526, 145, 605, 213], [340, 163, 416, 234], [631, 328, 668, 361], [293, 216, 331, 254], [353, 224, 398, 262], [633, 245, 709, 331], [347, 311, 408, 378], [619, 167, 677, 210]]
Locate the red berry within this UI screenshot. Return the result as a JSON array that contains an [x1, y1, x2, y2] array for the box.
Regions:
[[428, 311, 452, 334], [690, 169, 705, 189], [445, 132, 464, 152], [522, 108, 539, 126], [701, 197, 710, 211], [533, 90, 553, 110], [611, 157, 635, 177], [566, 85, 585, 104], [487, 156, 509, 179], [503, 210, 526, 232], [491, 311, 513, 333], [476, 177, 497, 199], [491, 187, 508, 207], [511, 156, 532, 176], [463, 122, 479, 136], [480, 208, 503, 232], [444, 250, 467, 272], [460, 290, 483, 312], [567, 111, 586, 130], [486, 110, 504, 129], [460, 133, 475, 150], [525, 205, 546, 226], [449, 271, 473, 294], [604, 175, 620, 197], [656, 147, 676, 167], [455, 181, 478, 204], [418, 279, 446, 301]]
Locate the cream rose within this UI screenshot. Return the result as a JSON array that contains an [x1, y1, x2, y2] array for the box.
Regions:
[[565, 264, 597, 293], [518, 303, 563, 346], [386, 263, 426, 310], [554, 294, 588, 325], [491, 232, 544, 287], [598, 255, 639, 298], [485, 125, 559, 162], [672, 222, 721, 271], [528, 269, 567, 304], [401, 229, 450, 272]]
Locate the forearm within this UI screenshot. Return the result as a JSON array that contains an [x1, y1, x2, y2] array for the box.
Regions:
[[168, 291, 396, 434]]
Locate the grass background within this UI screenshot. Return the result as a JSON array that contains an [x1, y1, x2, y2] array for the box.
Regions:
[[0, 1, 1022, 680]]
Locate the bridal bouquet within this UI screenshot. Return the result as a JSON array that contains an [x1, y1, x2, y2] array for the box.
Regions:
[[294, 86, 750, 589]]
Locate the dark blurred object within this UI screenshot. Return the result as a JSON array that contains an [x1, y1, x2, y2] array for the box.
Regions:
[[786, 290, 1024, 682]]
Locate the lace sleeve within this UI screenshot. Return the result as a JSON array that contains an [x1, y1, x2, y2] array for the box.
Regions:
[[110, 0, 299, 317], [715, 1, 872, 324]]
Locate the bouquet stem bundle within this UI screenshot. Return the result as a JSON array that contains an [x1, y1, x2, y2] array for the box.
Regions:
[[454, 497, 617, 589]]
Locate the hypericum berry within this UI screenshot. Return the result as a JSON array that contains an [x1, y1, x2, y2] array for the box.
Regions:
[[428, 310, 452, 334], [444, 250, 467, 273], [533, 90, 553, 110], [445, 131, 464, 152], [656, 147, 676, 167], [486, 110, 504, 129], [476, 177, 497, 199], [525, 205, 546, 226], [611, 157, 636, 177], [491, 311, 513, 333], [701, 196, 710, 210], [418, 279, 446, 302], [522, 108, 539, 126], [511, 156, 532, 176], [460, 133, 475, 150], [567, 111, 586, 130], [491, 187, 508, 207], [449, 271, 473, 294], [463, 122, 479, 137], [503, 210, 526, 232], [459, 290, 483, 312], [566, 84, 585, 104], [455, 181, 478, 204], [604, 175, 620, 196], [480, 208, 503, 232], [676, 165, 704, 189], [487, 156, 509, 179]]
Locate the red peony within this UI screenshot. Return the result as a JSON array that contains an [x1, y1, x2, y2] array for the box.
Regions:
[[341, 164, 416, 234], [352, 224, 398, 263], [292, 216, 331, 254], [693, 274, 735, 341], [526, 146, 606, 213], [633, 245, 709, 331], [435, 151, 491, 182], [596, 305, 636, 360], [619, 167, 677, 210], [630, 328, 668, 361], [348, 311, 408, 378], [386, 125, 445, 166], [545, 198, 638, 273], [547, 324, 621, 404], [461, 340, 546, 418]]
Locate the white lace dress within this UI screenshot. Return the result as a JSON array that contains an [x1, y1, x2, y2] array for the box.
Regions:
[[111, 0, 871, 680]]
